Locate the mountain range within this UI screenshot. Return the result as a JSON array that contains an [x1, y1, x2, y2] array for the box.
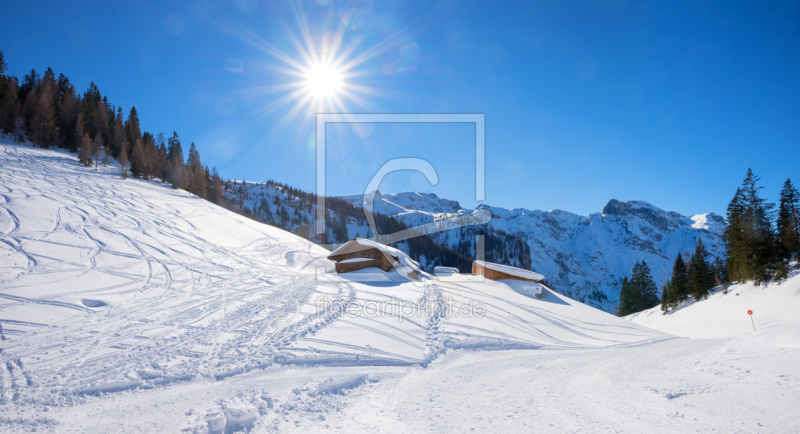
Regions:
[[228, 183, 726, 312]]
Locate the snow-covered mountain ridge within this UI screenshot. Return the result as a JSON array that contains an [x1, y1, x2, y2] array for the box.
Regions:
[[341, 191, 726, 311]]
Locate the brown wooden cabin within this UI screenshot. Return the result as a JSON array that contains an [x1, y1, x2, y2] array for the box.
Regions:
[[327, 239, 398, 273], [472, 260, 543, 283]]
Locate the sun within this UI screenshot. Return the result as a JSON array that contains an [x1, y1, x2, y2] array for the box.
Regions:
[[304, 62, 344, 99]]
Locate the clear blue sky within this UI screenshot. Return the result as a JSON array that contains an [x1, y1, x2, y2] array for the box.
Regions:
[[3, 0, 799, 216]]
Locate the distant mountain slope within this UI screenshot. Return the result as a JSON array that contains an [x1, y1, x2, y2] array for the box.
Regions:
[[340, 191, 726, 312]]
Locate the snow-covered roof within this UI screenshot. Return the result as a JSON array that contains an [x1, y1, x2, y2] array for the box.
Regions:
[[340, 257, 376, 263], [328, 238, 430, 281], [434, 266, 459, 276], [328, 238, 396, 257], [474, 260, 544, 282]]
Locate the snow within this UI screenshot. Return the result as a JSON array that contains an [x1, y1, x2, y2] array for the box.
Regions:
[[689, 212, 726, 234], [1, 139, 799, 433], [627, 265, 800, 339], [433, 266, 459, 276], [338, 257, 374, 263], [474, 260, 545, 281]]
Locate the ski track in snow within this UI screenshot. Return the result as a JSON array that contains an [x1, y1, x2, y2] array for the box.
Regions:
[[1, 140, 798, 433]]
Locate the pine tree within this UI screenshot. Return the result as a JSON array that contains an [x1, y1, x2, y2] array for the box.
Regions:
[[725, 169, 777, 284], [167, 132, 185, 188], [620, 262, 659, 316], [774, 260, 790, 283], [19, 68, 39, 102], [186, 142, 206, 197], [78, 133, 93, 166], [130, 137, 146, 178], [32, 82, 57, 148], [56, 83, 77, 150], [211, 166, 223, 204], [92, 134, 103, 170], [125, 106, 141, 149], [776, 178, 800, 260], [660, 278, 672, 314], [0, 51, 7, 76], [74, 112, 86, 153], [81, 82, 102, 140], [689, 238, 715, 300], [663, 253, 689, 312], [711, 256, 727, 285], [112, 107, 124, 158], [118, 139, 128, 179], [0, 77, 19, 139], [637, 261, 660, 310]]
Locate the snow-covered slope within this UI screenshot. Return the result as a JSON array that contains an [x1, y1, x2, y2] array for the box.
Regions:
[[2, 140, 798, 433], [341, 192, 726, 311], [0, 139, 665, 431], [627, 265, 800, 339]]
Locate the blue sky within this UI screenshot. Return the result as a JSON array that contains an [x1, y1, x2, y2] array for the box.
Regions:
[[2, 0, 799, 216]]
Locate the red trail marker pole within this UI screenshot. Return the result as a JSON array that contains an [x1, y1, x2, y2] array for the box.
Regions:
[[748, 310, 755, 331]]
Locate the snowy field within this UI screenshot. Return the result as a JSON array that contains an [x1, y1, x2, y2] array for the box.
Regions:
[[1, 140, 799, 433]]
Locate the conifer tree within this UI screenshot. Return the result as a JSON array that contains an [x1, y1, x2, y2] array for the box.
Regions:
[[130, 137, 146, 178], [636, 261, 660, 311], [186, 142, 207, 197], [167, 132, 185, 188], [56, 83, 77, 150], [112, 107, 124, 158], [660, 278, 672, 314], [125, 106, 141, 149], [211, 166, 223, 204], [74, 112, 85, 153], [118, 139, 128, 179], [19, 68, 39, 102], [0, 51, 7, 76], [725, 169, 777, 284], [689, 238, 714, 300], [619, 262, 659, 316], [711, 256, 727, 285], [0, 76, 19, 139], [78, 133, 93, 166], [774, 260, 790, 283], [661, 253, 689, 312], [776, 178, 800, 260], [81, 82, 102, 139]]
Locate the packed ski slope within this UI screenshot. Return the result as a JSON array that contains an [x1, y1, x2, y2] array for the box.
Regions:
[[1, 139, 799, 433]]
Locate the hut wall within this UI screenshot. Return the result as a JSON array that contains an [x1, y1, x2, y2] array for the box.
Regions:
[[331, 247, 394, 272], [472, 262, 536, 282], [335, 258, 386, 273]]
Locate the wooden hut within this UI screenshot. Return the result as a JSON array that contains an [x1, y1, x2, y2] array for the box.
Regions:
[[472, 260, 544, 283], [327, 238, 399, 273]]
